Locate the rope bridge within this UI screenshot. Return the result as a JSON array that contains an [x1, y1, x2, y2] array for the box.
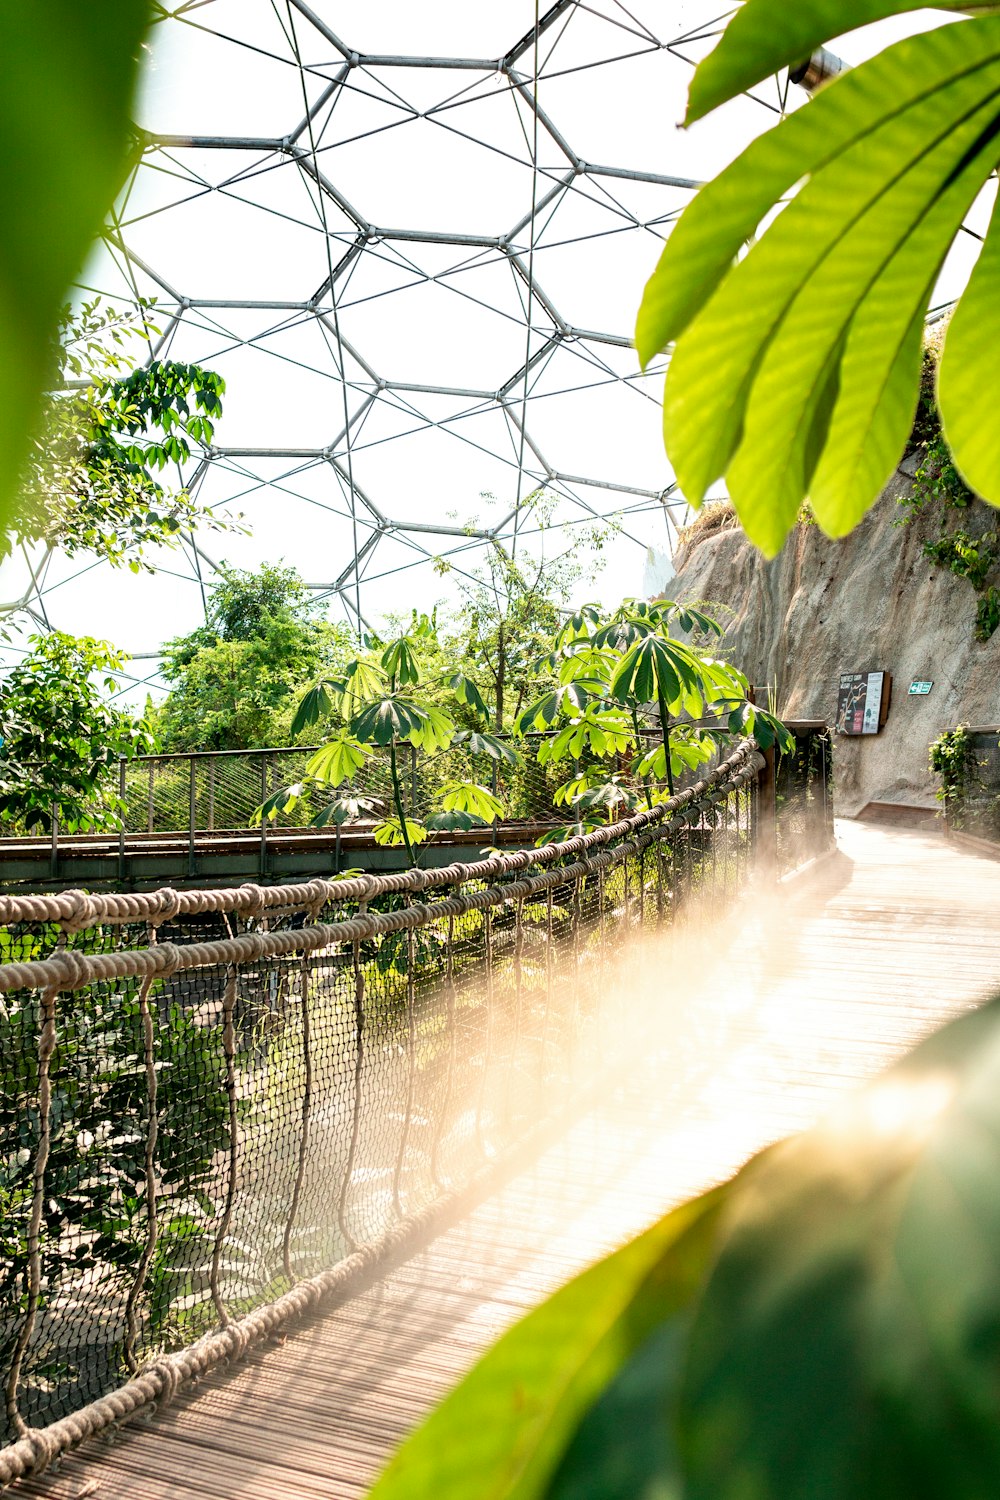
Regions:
[[0, 737, 829, 1488]]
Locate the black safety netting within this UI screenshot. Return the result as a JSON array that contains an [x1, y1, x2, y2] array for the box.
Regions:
[[0, 741, 830, 1453]]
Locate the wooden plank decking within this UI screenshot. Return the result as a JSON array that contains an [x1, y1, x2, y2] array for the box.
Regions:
[[16, 821, 1000, 1500]]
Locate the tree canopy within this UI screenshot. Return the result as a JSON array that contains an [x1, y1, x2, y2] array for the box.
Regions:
[[154, 563, 352, 752]]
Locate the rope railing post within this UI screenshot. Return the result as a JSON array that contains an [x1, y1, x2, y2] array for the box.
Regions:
[[392, 919, 418, 1218], [476, 905, 496, 1157], [123, 950, 161, 1374], [209, 966, 240, 1328], [756, 743, 778, 881], [337, 918, 367, 1255], [4, 978, 59, 1440], [430, 913, 457, 1190], [503, 896, 526, 1131], [282, 901, 321, 1284]]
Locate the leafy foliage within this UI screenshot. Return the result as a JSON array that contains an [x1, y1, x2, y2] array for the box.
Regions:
[[517, 596, 784, 819], [0, 945, 229, 1385], [0, 1, 153, 532], [929, 723, 980, 824], [0, 633, 152, 831], [636, 0, 1000, 556], [155, 564, 352, 751], [271, 612, 523, 865], [12, 300, 237, 583]]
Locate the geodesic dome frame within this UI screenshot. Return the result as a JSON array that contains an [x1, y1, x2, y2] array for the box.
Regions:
[[9, 1, 800, 697]]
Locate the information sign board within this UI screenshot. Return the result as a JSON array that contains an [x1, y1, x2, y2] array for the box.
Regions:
[[908, 680, 933, 695], [836, 671, 890, 736]]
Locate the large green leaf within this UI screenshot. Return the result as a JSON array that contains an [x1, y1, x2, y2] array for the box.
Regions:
[[546, 1322, 686, 1500], [369, 1186, 726, 1500], [680, 994, 1000, 1500], [657, 25, 1000, 552], [635, 21, 1000, 366], [1, 2, 152, 528], [685, 0, 998, 124], [291, 678, 344, 737], [306, 734, 371, 787], [938, 196, 1000, 497], [722, 87, 1000, 547]]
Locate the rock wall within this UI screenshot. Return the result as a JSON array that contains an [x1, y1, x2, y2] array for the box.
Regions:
[[670, 466, 1000, 814]]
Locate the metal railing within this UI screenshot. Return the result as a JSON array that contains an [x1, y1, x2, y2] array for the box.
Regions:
[[0, 731, 833, 1484]]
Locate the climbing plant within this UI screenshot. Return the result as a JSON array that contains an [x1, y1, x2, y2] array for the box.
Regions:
[[897, 337, 1000, 641], [929, 723, 980, 831]]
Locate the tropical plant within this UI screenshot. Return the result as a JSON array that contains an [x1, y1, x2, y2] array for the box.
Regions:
[[635, 0, 1000, 558], [260, 613, 516, 866], [5, 300, 235, 607], [0, 632, 153, 832], [155, 564, 352, 751], [0, 2, 154, 533], [517, 597, 789, 836]]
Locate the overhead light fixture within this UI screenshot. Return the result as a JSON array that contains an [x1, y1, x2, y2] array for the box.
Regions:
[[789, 47, 846, 95]]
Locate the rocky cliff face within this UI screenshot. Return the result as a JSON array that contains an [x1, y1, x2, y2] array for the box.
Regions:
[[670, 466, 1000, 814]]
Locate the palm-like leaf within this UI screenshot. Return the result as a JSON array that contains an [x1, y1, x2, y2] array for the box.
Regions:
[[637, 8, 1000, 553], [452, 729, 523, 766], [448, 672, 490, 721], [290, 678, 344, 738], [306, 734, 371, 787], [438, 780, 505, 821]]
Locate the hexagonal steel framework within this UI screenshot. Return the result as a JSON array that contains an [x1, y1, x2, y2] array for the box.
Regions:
[[11, 1, 795, 694]]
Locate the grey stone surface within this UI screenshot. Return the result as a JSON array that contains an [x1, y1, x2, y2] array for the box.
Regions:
[[669, 473, 1000, 815]]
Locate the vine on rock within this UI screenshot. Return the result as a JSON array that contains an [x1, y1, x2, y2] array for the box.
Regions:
[[899, 337, 1000, 642]]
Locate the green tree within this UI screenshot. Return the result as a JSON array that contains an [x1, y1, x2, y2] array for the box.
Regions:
[[435, 494, 612, 732], [154, 564, 352, 751], [4, 299, 233, 612], [635, 0, 1000, 557], [0, 632, 152, 832]]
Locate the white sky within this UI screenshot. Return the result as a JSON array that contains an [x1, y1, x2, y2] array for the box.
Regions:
[[0, 2, 986, 706]]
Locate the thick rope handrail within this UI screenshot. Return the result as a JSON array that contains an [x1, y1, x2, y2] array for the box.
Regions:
[[0, 740, 760, 933], [0, 743, 767, 1487], [0, 750, 763, 998]]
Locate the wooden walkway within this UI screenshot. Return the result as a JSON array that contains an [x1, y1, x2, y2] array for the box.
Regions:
[[16, 822, 1000, 1500]]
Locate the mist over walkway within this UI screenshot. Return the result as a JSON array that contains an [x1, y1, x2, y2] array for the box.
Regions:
[[17, 822, 1000, 1500]]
